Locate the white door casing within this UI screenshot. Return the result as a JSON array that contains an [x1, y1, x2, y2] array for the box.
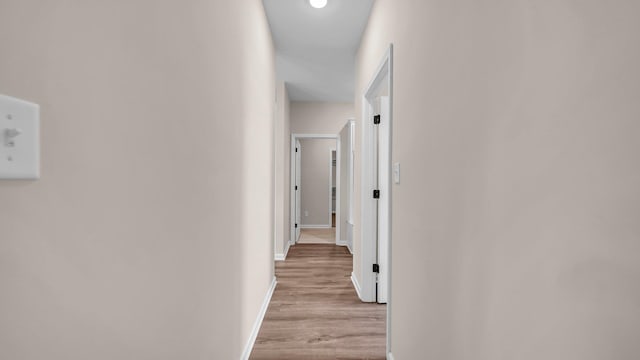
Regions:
[[295, 140, 302, 242], [359, 44, 393, 356], [376, 96, 390, 304]]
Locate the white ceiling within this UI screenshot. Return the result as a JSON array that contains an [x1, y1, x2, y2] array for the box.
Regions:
[[263, 0, 375, 102]]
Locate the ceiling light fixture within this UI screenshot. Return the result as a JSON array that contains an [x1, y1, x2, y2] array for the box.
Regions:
[[309, 0, 327, 9]]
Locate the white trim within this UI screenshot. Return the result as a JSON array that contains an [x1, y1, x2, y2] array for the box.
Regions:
[[376, 95, 390, 304], [351, 272, 363, 301], [360, 45, 393, 302], [329, 148, 334, 227], [329, 147, 337, 237], [299, 224, 332, 229], [291, 133, 337, 139], [347, 120, 355, 250], [334, 138, 341, 248], [346, 219, 354, 255], [274, 241, 291, 261], [241, 277, 277, 360], [386, 45, 394, 357], [387, 352, 395, 360], [272, 86, 278, 286], [291, 139, 302, 244], [336, 240, 353, 254], [361, 44, 394, 355]]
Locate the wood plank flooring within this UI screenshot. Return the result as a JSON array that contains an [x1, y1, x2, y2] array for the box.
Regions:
[[297, 228, 336, 244], [250, 244, 386, 360]]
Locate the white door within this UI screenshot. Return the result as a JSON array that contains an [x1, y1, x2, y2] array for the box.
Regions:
[[295, 140, 302, 242], [376, 96, 390, 304]]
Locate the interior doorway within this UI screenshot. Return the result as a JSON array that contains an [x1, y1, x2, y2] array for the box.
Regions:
[[290, 134, 340, 247], [294, 139, 302, 243], [360, 45, 393, 354], [339, 120, 355, 253], [330, 149, 337, 228]]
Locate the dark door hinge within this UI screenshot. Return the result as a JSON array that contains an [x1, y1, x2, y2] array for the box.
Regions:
[[295, 147, 298, 152], [373, 264, 380, 273], [373, 114, 381, 124], [373, 189, 380, 199], [295, 223, 298, 228], [295, 185, 298, 190]]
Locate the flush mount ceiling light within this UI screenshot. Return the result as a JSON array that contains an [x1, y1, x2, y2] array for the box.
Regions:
[[309, 0, 327, 9]]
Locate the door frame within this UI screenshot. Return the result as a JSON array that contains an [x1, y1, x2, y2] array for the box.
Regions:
[[289, 134, 340, 247], [329, 148, 337, 228], [294, 139, 302, 243], [360, 44, 393, 355], [375, 95, 390, 304]]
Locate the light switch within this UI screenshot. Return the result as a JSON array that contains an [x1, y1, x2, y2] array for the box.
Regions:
[[393, 162, 400, 184], [0, 94, 40, 179]]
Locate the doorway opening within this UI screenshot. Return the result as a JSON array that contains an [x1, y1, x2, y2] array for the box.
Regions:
[[290, 134, 340, 246], [331, 149, 337, 229], [360, 45, 393, 355]]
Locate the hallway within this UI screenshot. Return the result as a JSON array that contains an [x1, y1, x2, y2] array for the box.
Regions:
[[2, 1, 639, 359], [250, 244, 386, 359], [298, 228, 336, 244]]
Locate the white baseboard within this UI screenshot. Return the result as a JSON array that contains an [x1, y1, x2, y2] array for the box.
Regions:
[[336, 240, 353, 254], [274, 241, 291, 261], [387, 352, 395, 360], [299, 224, 331, 229], [351, 272, 363, 301], [283, 240, 290, 259], [240, 277, 277, 360]]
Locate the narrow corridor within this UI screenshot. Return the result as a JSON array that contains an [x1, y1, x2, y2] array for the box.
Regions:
[[297, 228, 336, 244], [250, 244, 386, 359]]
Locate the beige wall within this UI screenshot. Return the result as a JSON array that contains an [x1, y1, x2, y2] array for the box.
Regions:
[[0, 1, 275, 359], [290, 102, 354, 134], [299, 138, 336, 227], [357, 0, 640, 359], [275, 82, 291, 257], [239, 0, 276, 352]]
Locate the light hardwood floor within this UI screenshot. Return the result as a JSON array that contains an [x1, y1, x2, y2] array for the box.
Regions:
[[297, 228, 336, 244], [250, 244, 386, 360]]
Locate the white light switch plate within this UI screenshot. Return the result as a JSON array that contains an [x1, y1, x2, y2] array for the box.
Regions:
[[0, 94, 40, 179], [393, 162, 400, 184]]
